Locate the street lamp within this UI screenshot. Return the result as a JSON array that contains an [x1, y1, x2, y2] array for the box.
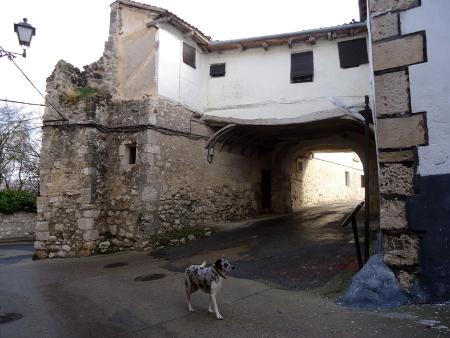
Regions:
[[14, 18, 36, 48], [0, 18, 36, 58]]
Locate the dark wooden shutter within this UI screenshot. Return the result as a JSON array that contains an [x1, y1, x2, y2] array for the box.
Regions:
[[210, 63, 226, 77], [291, 52, 313, 83], [338, 38, 368, 69], [183, 42, 196, 68]]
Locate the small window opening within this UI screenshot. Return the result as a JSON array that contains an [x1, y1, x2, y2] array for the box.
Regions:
[[361, 175, 365, 188], [345, 171, 350, 186], [291, 51, 313, 83], [183, 42, 196, 68], [338, 38, 369, 69], [210, 63, 226, 77], [296, 158, 304, 172], [128, 144, 137, 165]]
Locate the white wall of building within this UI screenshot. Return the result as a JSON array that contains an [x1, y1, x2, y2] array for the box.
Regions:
[[204, 36, 370, 119], [156, 25, 370, 119], [156, 24, 207, 112], [400, 0, 450, 176]]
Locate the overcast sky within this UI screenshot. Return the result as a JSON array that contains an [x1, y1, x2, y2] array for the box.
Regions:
[[0, 0, 359, 116]]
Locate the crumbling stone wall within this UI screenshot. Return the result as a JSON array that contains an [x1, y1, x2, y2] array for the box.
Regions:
[[37, 56, 265, 258]]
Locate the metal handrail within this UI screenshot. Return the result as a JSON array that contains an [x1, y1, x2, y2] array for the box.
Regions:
[[341, 201, 365, 228], [341, 201, 365, 270]]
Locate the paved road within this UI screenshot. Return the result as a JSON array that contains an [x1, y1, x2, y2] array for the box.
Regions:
[[0, 242, 34, 265], [1, 204, 449, 337], [155, 203, 365, 293]]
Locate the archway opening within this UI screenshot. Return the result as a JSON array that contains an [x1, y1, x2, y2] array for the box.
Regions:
[[291, 149, 365, 211]]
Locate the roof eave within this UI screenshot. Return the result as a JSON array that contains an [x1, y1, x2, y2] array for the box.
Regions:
[[207, 22, 367, 52]]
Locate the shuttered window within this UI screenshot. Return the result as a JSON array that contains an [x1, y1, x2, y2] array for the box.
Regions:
[[338, 38, 368, 69], [291, 51, 314, 83], [210, 63, 226, 77], [183, 42, 196, 68]]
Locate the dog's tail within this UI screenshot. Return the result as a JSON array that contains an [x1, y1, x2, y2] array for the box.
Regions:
[[200, 261, 206, 267]]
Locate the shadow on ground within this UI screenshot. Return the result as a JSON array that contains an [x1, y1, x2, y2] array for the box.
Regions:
[[153, 203, 368, 293]]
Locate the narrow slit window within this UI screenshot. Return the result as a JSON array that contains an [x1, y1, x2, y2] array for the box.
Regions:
[[338, 38, 369, 69], [210, 63, 226, 77], [183, 42, 196, 68], [296, 158, 304, 172], [291, 51, 313, 83], [128, 145, 137, 165], [361, 175, 365, 188], [345, 171, 350, 186]]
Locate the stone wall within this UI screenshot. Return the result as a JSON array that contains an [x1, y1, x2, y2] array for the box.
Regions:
[[271, 132, 380, 216], [291, 152, 364, 209], [0, 212, 36, 241], [368, 0, 429, 294], [37, 54, 266, 258]]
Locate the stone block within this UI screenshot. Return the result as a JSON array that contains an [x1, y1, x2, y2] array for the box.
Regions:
[[144, 144, 160, 154], [35, 221, 49, 232], [35, 250, 48, 259], [371, 12, 399, 41], [142, 186, 158, 202], [375, 70, 409, 116], [380, 164, 414, 196], [373, 33, 425, 71], [82, 209, 100, 218], [377, 114, 427, 149], [369, 0, 420, 14], [82, 230, 99, 241], [84, 241, 97, 250], [34, 241, 46, 250], [396, 270, 417, 292], [78, 249, 91, 257], [378, 150, 415, 163], [383, 233, 419, 266], [78, 218, 94, 230], [380, 199, 408, 230], [35, 231, 50, 241]]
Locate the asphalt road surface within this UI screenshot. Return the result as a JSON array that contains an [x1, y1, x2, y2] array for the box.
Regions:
[[1, 203, 449, 337]]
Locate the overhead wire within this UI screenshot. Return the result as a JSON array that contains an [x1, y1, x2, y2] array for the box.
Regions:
[[7, 57, 68, 121], [0, 98, 45, 107]]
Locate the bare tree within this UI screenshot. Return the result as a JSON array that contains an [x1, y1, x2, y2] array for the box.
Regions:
[[0, 104, 41, 194]]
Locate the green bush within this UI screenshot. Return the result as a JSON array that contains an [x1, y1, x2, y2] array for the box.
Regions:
[[0, 190, 37, 214]]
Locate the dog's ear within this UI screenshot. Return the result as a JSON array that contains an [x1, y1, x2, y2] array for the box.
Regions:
[[215, 259, 222, 271]]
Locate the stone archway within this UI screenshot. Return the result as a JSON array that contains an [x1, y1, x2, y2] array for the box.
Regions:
[[271, 132, 379, 218]]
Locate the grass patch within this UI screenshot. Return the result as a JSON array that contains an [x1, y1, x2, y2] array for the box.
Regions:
[[62, 86, 106, 104]]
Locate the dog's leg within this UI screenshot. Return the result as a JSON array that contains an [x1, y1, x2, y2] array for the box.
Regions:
[[185, 277, 195, 312], [208, 294, 214, 313], [210, 292, 223, 320]]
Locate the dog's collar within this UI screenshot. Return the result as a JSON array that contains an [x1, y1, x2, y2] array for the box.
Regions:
[[213, 267, 227, 279]]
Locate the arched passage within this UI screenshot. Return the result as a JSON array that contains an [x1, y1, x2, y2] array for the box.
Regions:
[[271, 131, 379, 218]]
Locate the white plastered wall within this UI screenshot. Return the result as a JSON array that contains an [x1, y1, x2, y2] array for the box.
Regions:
[[156, 24, 207, 112], [204, 36, 371, 119], [400, 0, 450, 176]]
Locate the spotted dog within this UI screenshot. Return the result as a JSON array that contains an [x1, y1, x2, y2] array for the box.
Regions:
[[185, 258, 235, 320]]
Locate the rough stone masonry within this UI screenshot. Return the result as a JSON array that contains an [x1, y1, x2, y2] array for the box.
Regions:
[[35, 2, 267, 259]]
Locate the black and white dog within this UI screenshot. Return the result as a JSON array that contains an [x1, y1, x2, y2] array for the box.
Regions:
[[185, 258, 234, 320]]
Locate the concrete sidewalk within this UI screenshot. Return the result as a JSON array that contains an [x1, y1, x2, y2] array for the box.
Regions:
[[1, 250, 449, 338]]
